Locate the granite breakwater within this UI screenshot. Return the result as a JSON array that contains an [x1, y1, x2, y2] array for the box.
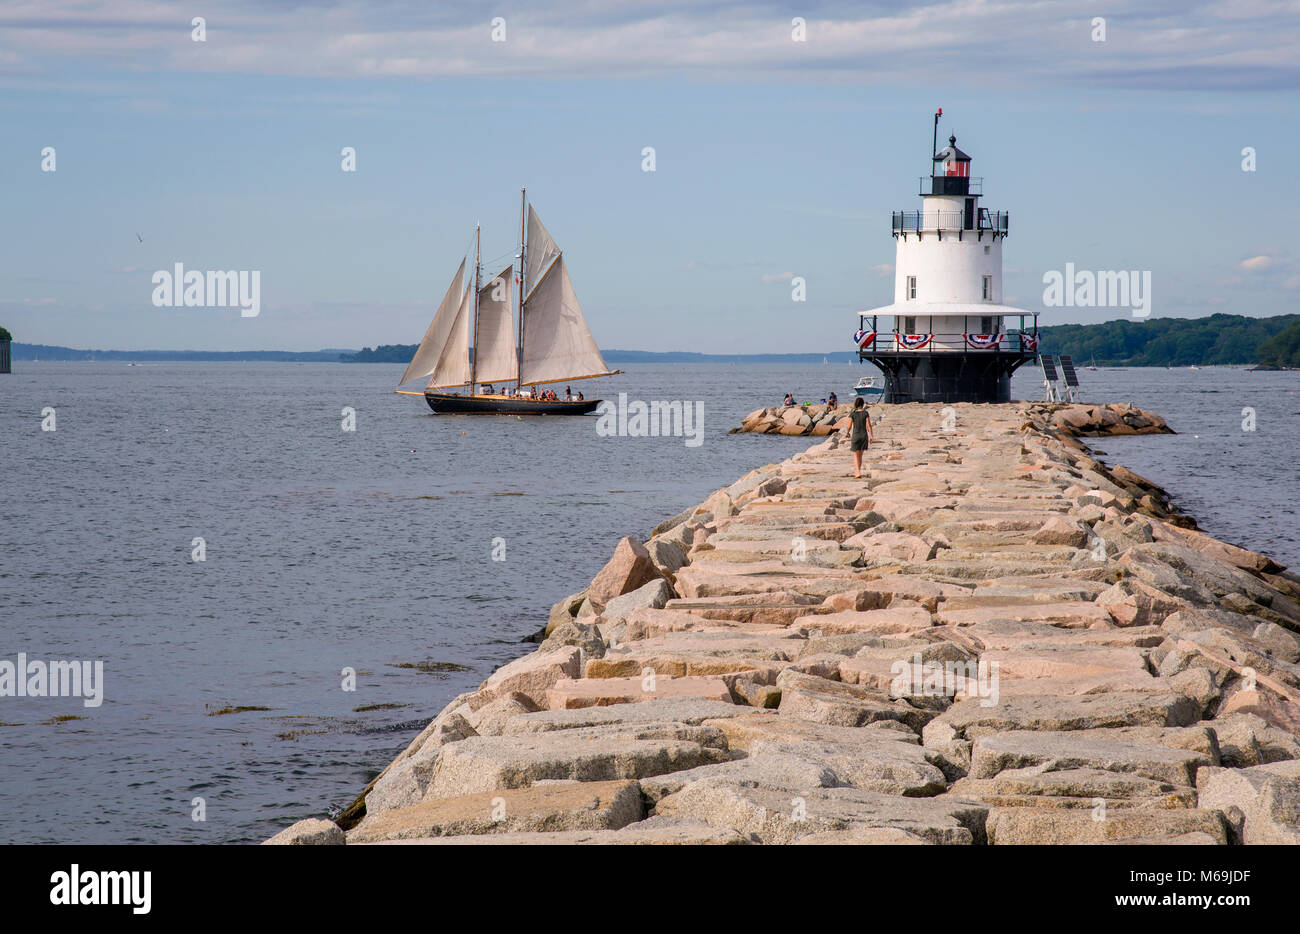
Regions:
[[267, 401, 1300, 845]]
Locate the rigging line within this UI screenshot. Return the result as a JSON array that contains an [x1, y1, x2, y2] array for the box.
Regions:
[[481, 247, 516, 268]]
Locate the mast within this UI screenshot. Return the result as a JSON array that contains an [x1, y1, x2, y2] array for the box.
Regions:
[[516, 187, 526, 393], [932, 108, 941, 169], [469, 224, 481, 393]]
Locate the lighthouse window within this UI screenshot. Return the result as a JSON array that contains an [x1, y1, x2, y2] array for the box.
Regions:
[[906, 276, 917, 299], [981, 316, 996, 334], [984, 245, 991, 255], [982, 276, 993, 300]]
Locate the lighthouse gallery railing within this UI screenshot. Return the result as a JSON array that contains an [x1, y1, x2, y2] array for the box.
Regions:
[[892, 210, 1009, 235]]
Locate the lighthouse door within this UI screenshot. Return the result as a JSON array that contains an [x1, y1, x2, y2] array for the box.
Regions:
[[964, 198, 975, 230]]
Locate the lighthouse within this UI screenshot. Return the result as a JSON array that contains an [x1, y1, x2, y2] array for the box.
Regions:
[[856, 112, 1039, 403]]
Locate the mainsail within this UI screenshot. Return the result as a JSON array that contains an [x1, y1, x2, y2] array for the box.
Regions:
[[398, 259, 465, 388], [519, 253, 614, 385], [427, 276, 473, 389], [473, 264, 516, 383], [524, 205, 559, 300]]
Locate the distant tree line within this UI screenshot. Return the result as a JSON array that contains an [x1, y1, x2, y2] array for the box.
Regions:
[[340, 344, 418, 363], [0, 326, 11, 341], [1254, 321, 1300, 367], [1038, 314, 1299, 367]]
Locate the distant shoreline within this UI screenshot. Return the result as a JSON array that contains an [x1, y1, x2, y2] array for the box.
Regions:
[[9, 310, 1300, 367]]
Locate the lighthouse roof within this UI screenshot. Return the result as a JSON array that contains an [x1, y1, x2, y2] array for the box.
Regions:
[[933, 135, 971, 163]]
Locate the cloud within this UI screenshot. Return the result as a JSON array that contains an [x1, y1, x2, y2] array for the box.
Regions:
[[0, 1, 1296, 90], [1238, 255, 1277, 271]]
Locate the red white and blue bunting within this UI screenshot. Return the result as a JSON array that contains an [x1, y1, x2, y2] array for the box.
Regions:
[[964, 332, 1004, 349], [897, 333, 933, 350], [1021, 334, 1039, 351], [853, 329, 876, 349]]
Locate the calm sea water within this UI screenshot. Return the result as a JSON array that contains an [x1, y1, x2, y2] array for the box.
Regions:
[[0, 361, 1296, 844]]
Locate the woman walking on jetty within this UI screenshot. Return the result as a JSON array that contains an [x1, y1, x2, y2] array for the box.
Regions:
[[849, 397, 875, 479]]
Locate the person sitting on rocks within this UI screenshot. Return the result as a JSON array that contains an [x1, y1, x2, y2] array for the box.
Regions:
[[827, 391, 838, 408], [849, 397, 875, 479], [783, 393, 795, 406]]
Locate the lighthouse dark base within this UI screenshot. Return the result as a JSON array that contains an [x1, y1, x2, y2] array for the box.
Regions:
[[862, 351, 1033, 404]]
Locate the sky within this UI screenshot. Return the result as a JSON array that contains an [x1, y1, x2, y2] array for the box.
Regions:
[[2, 0, 1299, 354]]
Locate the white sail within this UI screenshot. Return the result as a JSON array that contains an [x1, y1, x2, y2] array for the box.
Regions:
[[519, 255, 613, 385], [525, 205, 559, 300], [398, 259, 465, 388], [474, 264, 517, 384], [427, 278, 473, 389]]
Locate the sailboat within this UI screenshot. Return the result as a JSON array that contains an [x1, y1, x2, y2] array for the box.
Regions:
[[1086, 355, 1098, 371], [395, 190, 621, 415]]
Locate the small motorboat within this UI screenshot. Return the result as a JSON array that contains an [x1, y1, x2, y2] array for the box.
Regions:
[[854, 376, 884, 400]]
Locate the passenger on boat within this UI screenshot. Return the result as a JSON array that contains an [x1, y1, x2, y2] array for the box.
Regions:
[[577, 391, 584, 401], [483, 383, 494, 395], [565, 386, 572, 401]]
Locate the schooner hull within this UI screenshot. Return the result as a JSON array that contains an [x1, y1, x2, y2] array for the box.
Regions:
[[424, 392, 602, 416]]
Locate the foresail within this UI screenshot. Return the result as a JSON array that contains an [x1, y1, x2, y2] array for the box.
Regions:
[[398, 259, 466, 388], [519, 256, 613, 385], [524, 205, 559, 300], [427, 278, 473, 389], [474, 264, 516, 383]]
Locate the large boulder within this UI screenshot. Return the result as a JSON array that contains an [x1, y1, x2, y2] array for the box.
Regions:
[[986, 807, 1226, 845], [546, 675, 736, 709], [846, 531, 939, 566], [969, 731, 1211, 785], [923, 692, 1201, 744], [645, 538, 689, 576], [655, 777, 987, 845], [263, 818, 345, 845], [601, 578, 675, 622], [504, 697, 754, 734], [478, 647, 583, 707], [365, 712, 478, 814], [1196, 761, 1300, 844], [464, 692, 541, 736], [424, 731, 728, 799], [951, 766, 1195, 809], [588, 538, 665, 608], [350, 780, 643, 842], [776, 669, 934, 732], [545, 590, 587, 636], [539, 620, 607, 658]]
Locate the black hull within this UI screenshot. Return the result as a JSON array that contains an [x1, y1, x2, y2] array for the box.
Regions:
[[424, 393, 601, 415]]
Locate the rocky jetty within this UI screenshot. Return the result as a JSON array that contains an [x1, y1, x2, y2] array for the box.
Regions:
[[731, 402, 852, 436], [269, 401, 1300, 846], [732, 401, 1172, 439]]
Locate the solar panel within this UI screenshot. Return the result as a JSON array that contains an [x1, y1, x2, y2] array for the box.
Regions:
[[1058, 354, 1080, 388], [1040, 354, 1058, 382]]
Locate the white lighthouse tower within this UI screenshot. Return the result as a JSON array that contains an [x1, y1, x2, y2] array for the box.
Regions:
[[856, 111, 1039, 403]]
